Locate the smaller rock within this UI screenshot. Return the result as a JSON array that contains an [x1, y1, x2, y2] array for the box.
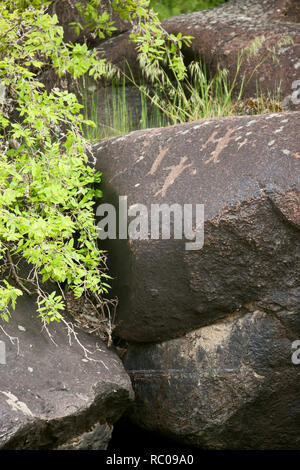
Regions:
[[0, 292, 134, 449]]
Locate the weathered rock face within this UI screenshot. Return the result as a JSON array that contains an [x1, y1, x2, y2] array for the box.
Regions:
[[196, 0, 300, 24], [0, 293, 134, 449], [162, 0, 300, 110], [57, 422, 112, 450], [93, 111, 300, 343], [124, 303, 300, 449]]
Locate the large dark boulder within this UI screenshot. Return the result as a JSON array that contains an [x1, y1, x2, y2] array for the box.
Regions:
[[93, 111, 300, 343], [163, 0, 300, 110], [124, 301, 300, 449], [0, 293, 134, 449]]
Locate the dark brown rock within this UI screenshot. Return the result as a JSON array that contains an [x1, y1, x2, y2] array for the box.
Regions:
[[124, 303, 300, 449], [162, 0, 300, 110], [195, 0, 300, 24], [92, 111, 300, 343], [0, 293, 134, 449]]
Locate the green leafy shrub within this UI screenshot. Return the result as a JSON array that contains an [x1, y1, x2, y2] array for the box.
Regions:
[[0, 1, 112, 328], [0, 0, 192, 336]]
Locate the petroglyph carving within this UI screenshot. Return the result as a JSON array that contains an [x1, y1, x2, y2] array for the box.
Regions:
[[155, 156, 192, 198], [148, 147, 169, 176], [204, 128, 236, 164]]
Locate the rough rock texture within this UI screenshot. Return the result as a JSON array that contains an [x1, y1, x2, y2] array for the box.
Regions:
[[0, 293, 134, 450], [57, 422, 112, 450], [124, 303, 300, 449], [163, 0, 300, 110], [93, 111, 300, 343], [192, 0, 300, 24]]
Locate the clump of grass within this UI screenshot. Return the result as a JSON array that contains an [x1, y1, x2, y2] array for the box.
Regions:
[[81, 75, 169, 142], [145, 61, 239, 123], [132, 60, 282, 126], [81, 35, 290, 142], [149, 0, 226, 20], [131, 34, 289, 125]]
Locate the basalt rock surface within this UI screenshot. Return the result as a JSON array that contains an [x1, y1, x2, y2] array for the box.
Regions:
[[163, 0, 300, 110], [92, 111, 300, 343], [47, 0, 131, 47]]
